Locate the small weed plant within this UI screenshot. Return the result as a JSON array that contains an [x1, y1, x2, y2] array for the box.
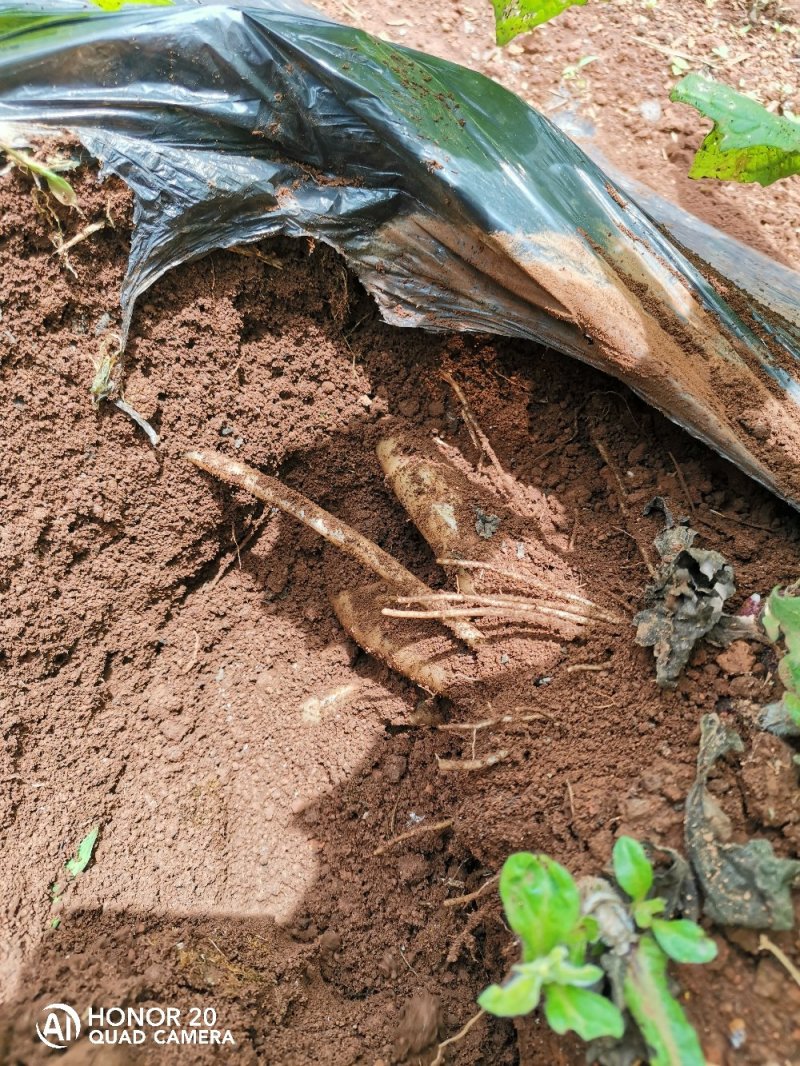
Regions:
[[763, 585, 800, 731], [480, 837, 717, 1064]]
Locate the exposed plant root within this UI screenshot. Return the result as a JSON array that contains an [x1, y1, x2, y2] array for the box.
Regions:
[[384, 606, 574, 628], [446, 897, 497, 964], [436, 713, 546, 733], [436, 557, 622, 616], [390, 590, 623, 627], [113, 398, 160, 447], [589, 427, 657, 576], [373, 818, 454, 857], [430, 1009, 485, 1066], [440, 370, 525, 510], [229, 245, 284, 268], [186, 449, 482, 647], [669, 450, 697, 517], [759, 935, 800, 989], [443, 874, 499, 909], [52, 218, 107, 259], [436, 750, 508, 772], [330, 583, 456, 695]]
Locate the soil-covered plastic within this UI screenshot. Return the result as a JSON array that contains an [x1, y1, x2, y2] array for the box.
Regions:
[[2, 0, 799, 505]]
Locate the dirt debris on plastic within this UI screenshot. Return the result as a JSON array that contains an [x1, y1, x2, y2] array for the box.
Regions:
[[1, 151, 799, 1066]]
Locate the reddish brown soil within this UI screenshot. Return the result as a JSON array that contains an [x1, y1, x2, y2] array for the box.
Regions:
[[2, 7, 800, 1063]]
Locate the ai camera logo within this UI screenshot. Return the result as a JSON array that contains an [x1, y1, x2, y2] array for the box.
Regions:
[[36, 1003, 81, 1050]]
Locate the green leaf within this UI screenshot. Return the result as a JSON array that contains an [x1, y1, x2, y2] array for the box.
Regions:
[[490, 0, 587, 47], [632, 897, 666, 930], [613, 836, 653, 902], [546, 952, 604, 988], [624, 937, 705, 1066], [785, 692, 800, 727], [498, 852, 581, 960], [670, 74, 800, 186], [651, 919, 718, 964], [765, 588, 800, 637], [0, 142, 78, 207], [65, 827, 99, 878], [543, 984, 625, 1042], [478, 970, 543, 1017], [88, 0, 173, 8]]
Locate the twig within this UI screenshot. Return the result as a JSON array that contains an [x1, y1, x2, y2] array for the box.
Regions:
[[373, 818, 453, 857], [709, 509, 775, 534], [443, 874, 499, 909], [436, 750, 508, 772], [632, 35, 717, 65], [668, 451, 696, 517], [589, 429, 656, 577], [186, 450, 482, 646], [431, 1010, 485, 1066], [759, 934, 800, 989], [207, 510, 273, 592], [441, 371, 535, 517]]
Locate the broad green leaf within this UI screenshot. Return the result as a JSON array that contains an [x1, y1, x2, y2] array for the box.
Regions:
[[624, 937, 705, 1066], [498, 852, 581, 960], [651, 919, 718, 964], [670, 75, 800, 186], [613, 836, 653, 902], [65, 827, 99, 878], [478, 970, 543, 1017], [490, 0, 587, 47], [543, 984, 625, 1041]]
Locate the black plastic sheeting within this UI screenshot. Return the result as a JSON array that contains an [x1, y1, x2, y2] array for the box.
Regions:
[[1, 0, 800, 506]]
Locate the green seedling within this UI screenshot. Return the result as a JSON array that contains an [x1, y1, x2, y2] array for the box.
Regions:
[[762, 585, 800, 731], [481, 838, 717, 1065], [49, 826, 100, 925], [478, 853, 624, 1040], [0, 141, 78, 207], [561, 54, 598, 81]]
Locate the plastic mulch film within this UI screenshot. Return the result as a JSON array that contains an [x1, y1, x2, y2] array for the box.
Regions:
[[2, 0, 800, 505]]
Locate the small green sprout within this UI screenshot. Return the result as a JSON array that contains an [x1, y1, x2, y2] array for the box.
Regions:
[[482, 839, 717, 1064], [561, 54, 598, 81], [48, 826, 100, 927], [0, 141, 78, 208]]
